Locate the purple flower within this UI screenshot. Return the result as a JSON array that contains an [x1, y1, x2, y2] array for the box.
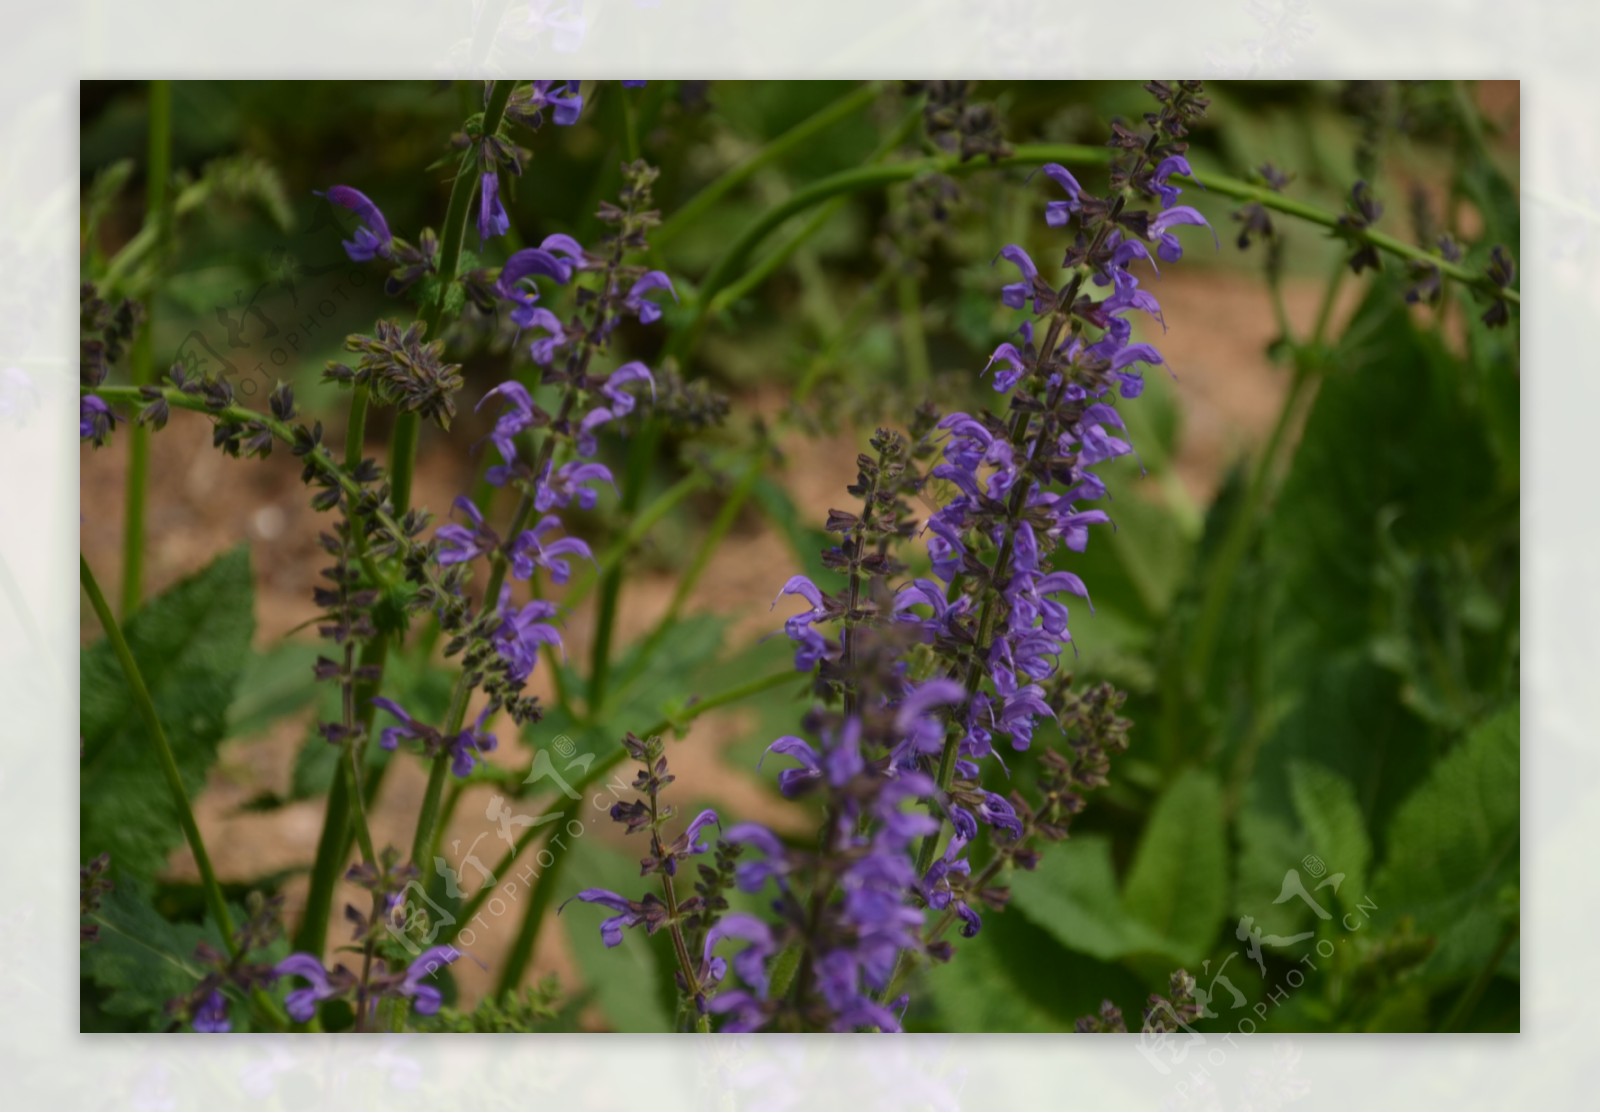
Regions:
[[398, 946, 460, 1015], [508, 516, 594, 584], [1151, 154, 1196, 209], [996, 244, 1048, 313], [434, 495, 496, 566], [448, 704, 498, 777], [521, 307, 569, 365], [703, 913, 774, 997], [761, 734, 822, 798], [576, 361, 655, 455], [1149, 205, 1216, 263], [535, 460, 614, 512], [984, 341, 1027, 392], [531, 80, 584, 127], [561, 888, 656, 947], [318, 185, 393, 262], [1038, 162, 1084, 227], [275, 953, 338, 1023], [493, 587, 564, 683], [371, 697, 430, 752], [496, 247, 572, 328], [478, 172, 510, 242], [192, 989, 231, 1033], [80, 394, 113, 444], [622, 271, 677, 324], [723, 822, 791, 892], [478, 380, 537, 468]]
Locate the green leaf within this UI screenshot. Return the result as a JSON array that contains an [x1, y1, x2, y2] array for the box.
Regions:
[[1372, 702, 1519, 985], [225, 640, 321, 739], [1008, 835, 1168, 962], [1122, 768, 1229, 966], [560, 837, 673, 1033], [81, 547, 255, 880], [81, 879, 221, 1031], [1288, 761, 1372, 909]]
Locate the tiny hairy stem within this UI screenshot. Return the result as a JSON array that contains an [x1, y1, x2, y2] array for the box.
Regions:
[[81, 554, 238, 952]]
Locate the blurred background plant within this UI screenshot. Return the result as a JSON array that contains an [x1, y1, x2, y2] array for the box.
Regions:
[[79, 79, 1519, 1033]]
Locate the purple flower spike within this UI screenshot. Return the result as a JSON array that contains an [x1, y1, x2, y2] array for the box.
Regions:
[[319, 185, 394, 262], [478, 172, 510, 242]]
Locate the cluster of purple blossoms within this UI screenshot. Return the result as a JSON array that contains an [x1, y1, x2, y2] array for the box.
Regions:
[[650, 82, 1214, 1031], [365, 159, 667, 769]]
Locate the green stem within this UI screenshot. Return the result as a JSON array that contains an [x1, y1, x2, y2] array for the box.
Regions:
[[119, 80, 172, 618], [583, 421, 658, 714], [81, 554, 237, 952], [654, 81, 884, 249], [389, 79, 518, 518]]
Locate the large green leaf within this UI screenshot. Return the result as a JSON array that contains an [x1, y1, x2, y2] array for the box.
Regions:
[[81, 879, 221, 1031], [1288, 760, 1373, 910], [1121, 768, 1229, 966], [81, 547, 255, 880], [1008, 835, 1168, 962], [1372, 702, 1519, 989]]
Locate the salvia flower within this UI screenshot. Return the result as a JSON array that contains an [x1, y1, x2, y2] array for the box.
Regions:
[[508, 516, 594, 583], [319, 185, 394, 262], [478, 171, 511, 242]]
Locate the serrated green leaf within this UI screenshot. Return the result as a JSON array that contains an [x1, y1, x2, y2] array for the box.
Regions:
[[81, 879, 220, 1030], [1122, 768, 1229, 966], [1008, 835, 1167, 961], [81, 548, 255, 880], [1288, 761, 1372, 909], [1372, 702, 1519, 987]]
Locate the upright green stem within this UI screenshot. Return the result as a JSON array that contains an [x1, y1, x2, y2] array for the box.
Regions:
[[120, 79, 173, 618], [388, 79, 517, 517], [81, 554, 237, 952]]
